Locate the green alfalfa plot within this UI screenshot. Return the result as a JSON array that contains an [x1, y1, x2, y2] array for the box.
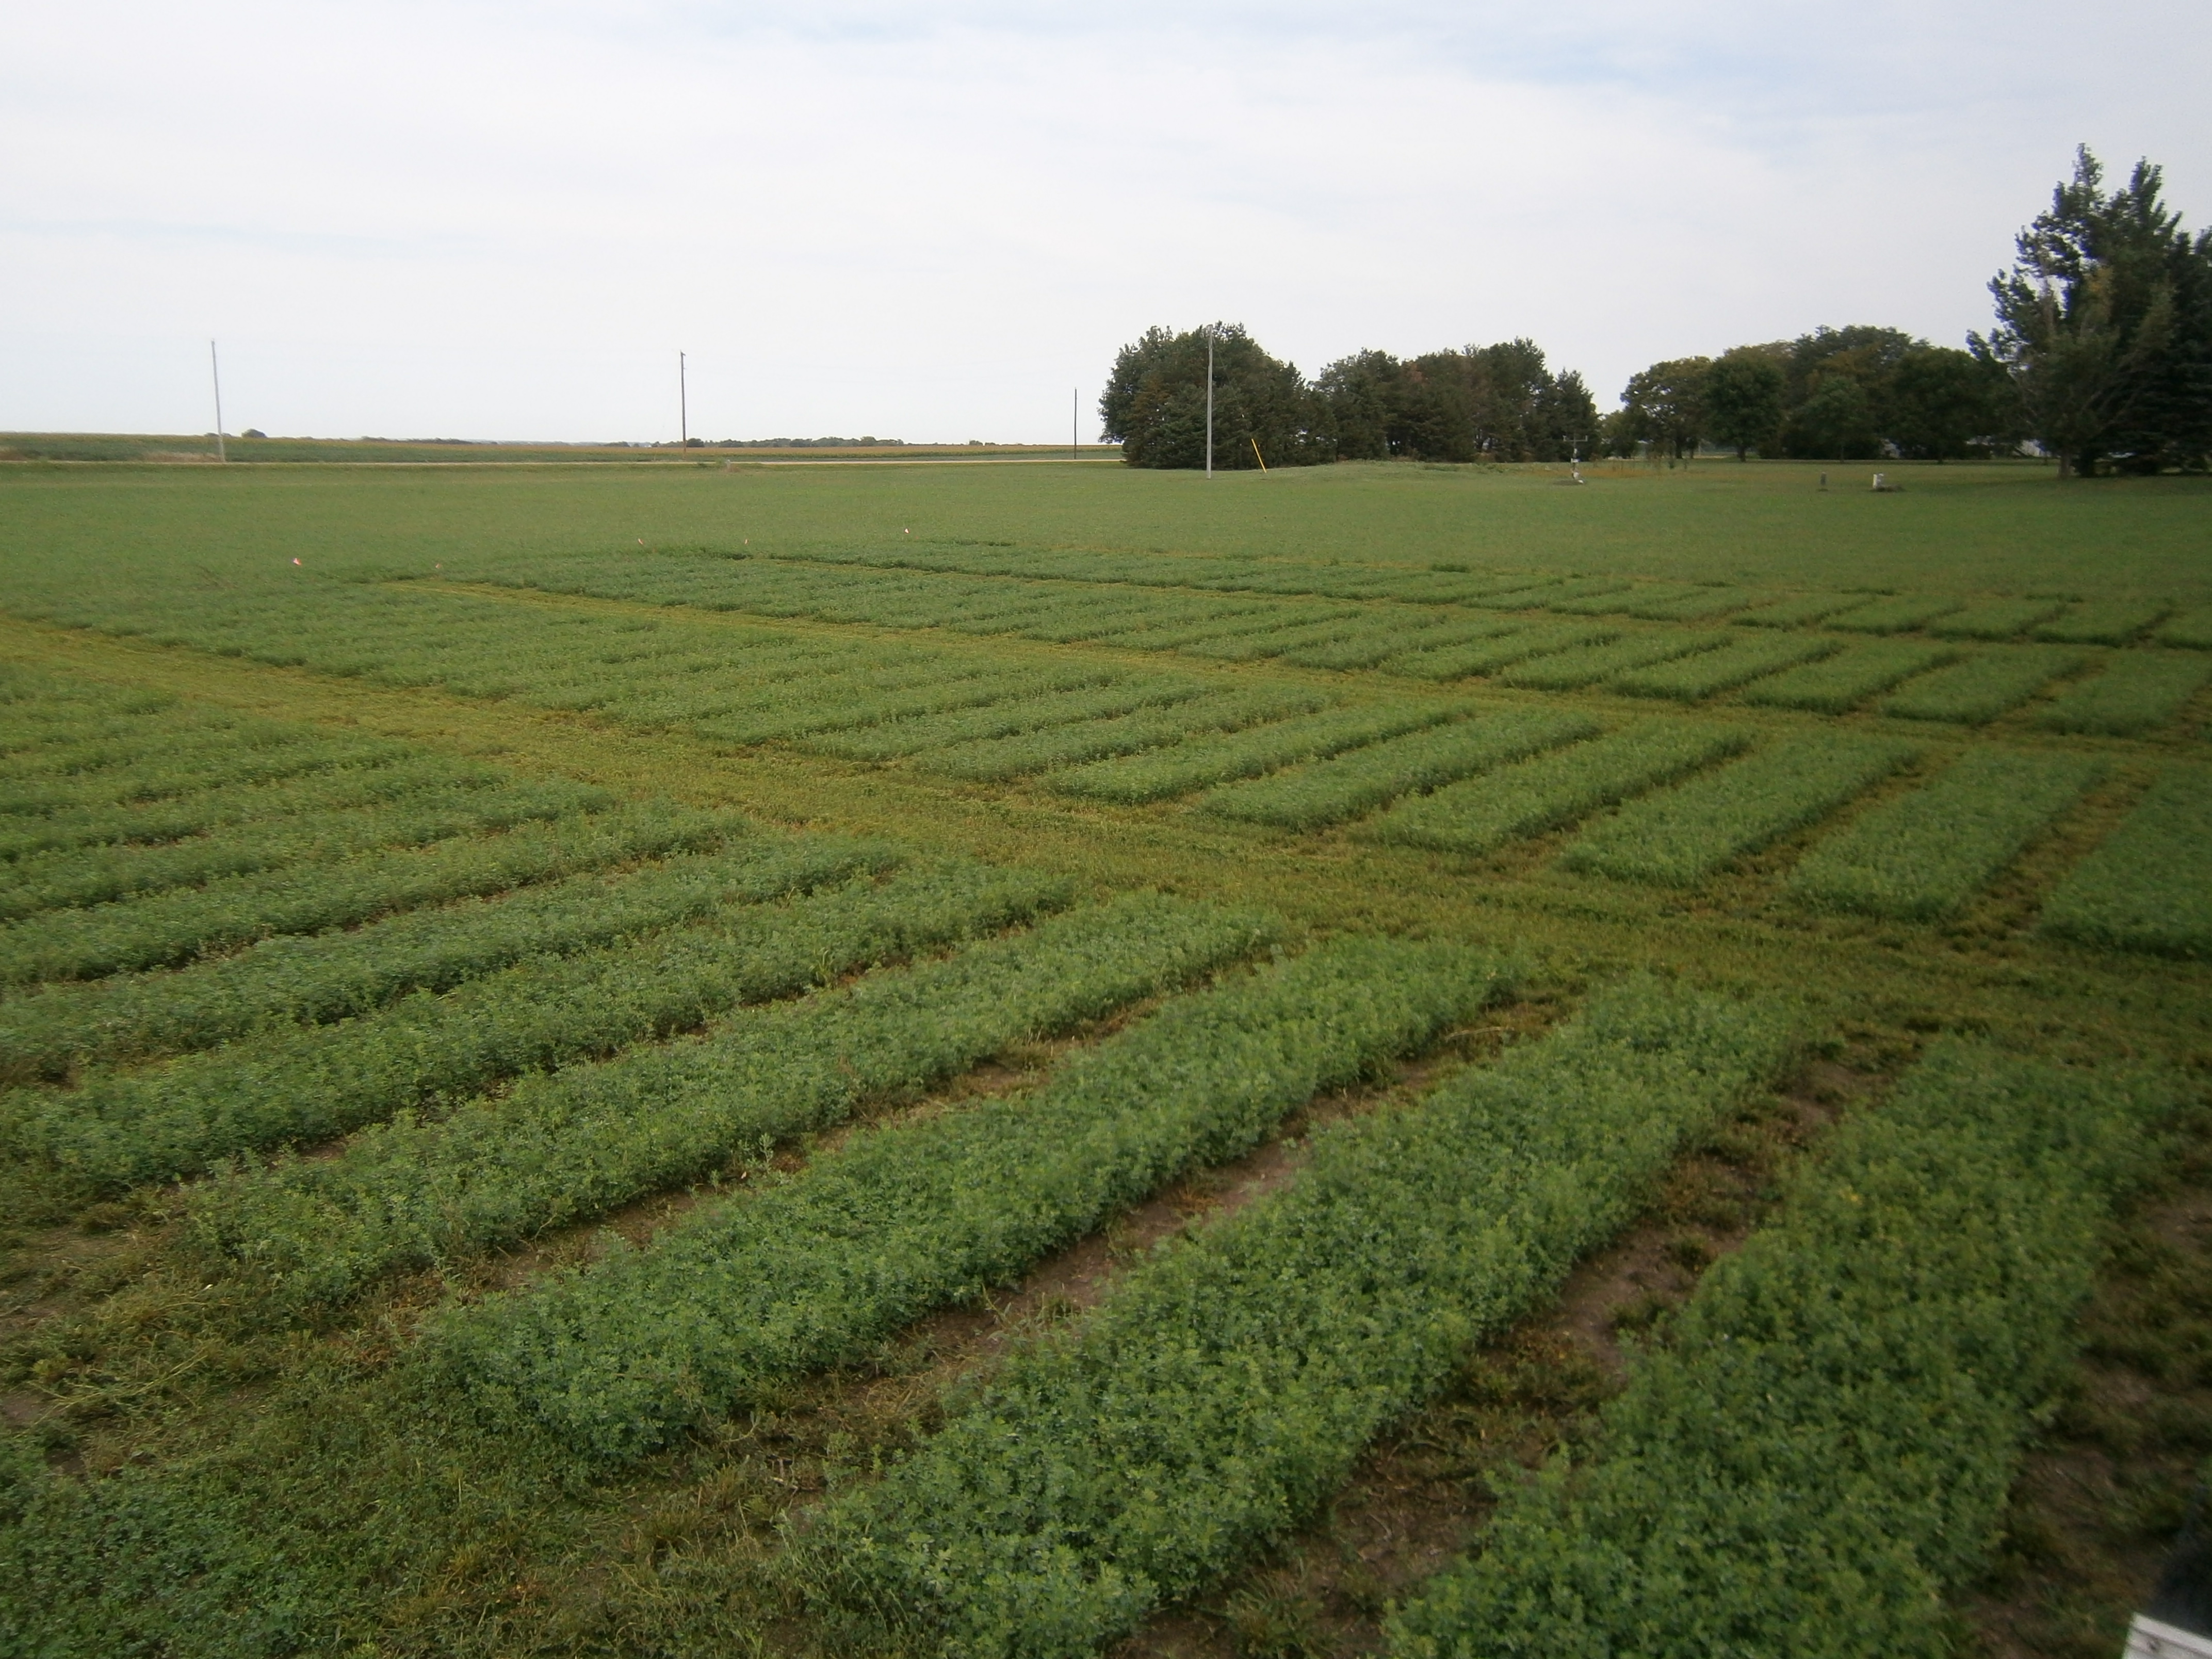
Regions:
[[1363, 723, 1746, 856], [1785, 748, 2106, 920], [2039, 765, 2212, 957], [1496, 630, 1724, 691], [1200, 708, 1599, 831], [1879, 645, 2087, 725], [1607, 633, 1838, 702], [1563, 735, 1916, 886], [2031, 651, 2212, 737], [1738, 639, 1956, 713]]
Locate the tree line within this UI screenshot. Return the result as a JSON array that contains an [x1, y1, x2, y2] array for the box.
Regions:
[[1102, 148, 2212, 477]]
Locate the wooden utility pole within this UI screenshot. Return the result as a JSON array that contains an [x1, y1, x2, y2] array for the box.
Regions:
[[1205, 327, 1213, 479], [679, 351, 688, 446], [209, 340, 226, 463]]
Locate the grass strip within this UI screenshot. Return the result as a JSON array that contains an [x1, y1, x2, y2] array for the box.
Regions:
[[0, 860, 1066, 1190], [1739, 639, 1957, 713], [437, 932, 1485, 1455], [691, 664, 1102, 748], [0, 835, 889, 1085], [1826, 594, 1965, 634], [1176, 610, 1373, 662], [1607, 633, 1837, 701], [1200, 709, 1598, 831], [802, 677, 1203, 761], [2039, 766, 2212, 957], [2157, 607, 2212, 649], [1277, 617, 1522, 672], [2032, 601, 2170, 645], [0, 755, 500, 865], [1785, 750, 2104, 920], [1563, 735, 1915, 886], [1044, 705, 1452, 805], [1377, 624, 1607, 681], [1364, 724, 1747, 855], [1613, 585, 1761, 622], [0, 775, 608, 923], [1388, 1041, 2176, 1659], [794, 979, 1802, 1659], [2030, 651, 2212, 736], [1728, 592, 1864, 628], [1878, 645, 2086, 724], [191, 894, 1267, 1315], [920, 687, 1331, 783], [1496, 630, 1720, 690], [0, 729, 403, 817], [1928, 598, 2068, 639], [0, 803, 743, 987]]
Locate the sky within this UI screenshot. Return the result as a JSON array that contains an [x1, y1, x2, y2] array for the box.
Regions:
[[5, 2, 2208, 444]]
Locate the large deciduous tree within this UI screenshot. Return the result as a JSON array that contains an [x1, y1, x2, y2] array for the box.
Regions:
[[1314, 339, 1598, 463], [1703, 347, 1787, 459], [1616, 357, 1712, 460], [1098, 324, 1331, 469], [1974, 146, 2212, 476]]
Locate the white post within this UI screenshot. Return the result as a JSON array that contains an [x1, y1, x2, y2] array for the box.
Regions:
[[1205, 327, 1213, 479], [209, 340, 226, 463]]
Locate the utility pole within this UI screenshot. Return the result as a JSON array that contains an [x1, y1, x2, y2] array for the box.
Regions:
[[209, 340, 226, 463], [678, 351, 688, 446], [1072, 387, 1078, 461], [1205, 326, 1214, 479]]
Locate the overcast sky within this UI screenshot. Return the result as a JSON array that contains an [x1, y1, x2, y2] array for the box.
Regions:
[[6, 2, 2208, 444]]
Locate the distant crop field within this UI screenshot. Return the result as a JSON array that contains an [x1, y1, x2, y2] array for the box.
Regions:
[[0, 456, 2206, 1658]]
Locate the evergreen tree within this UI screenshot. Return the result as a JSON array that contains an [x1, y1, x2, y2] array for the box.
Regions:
[[1974, 146, 2212, 475]]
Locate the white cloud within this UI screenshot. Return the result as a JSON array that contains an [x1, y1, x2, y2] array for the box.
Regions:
[[4, 1, 2207, 440]]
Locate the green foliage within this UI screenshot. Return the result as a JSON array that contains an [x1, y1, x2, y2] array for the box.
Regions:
[[1044, 704, 1453, 804], [1929, 598, 2068, 640], [0, 835, 889, 1085], [1976, 145, 2212, 476], [1728, 591, 1864, 628], [1613, 358, 1711, 460], [1786, 750, 2104, 919], [1739, 639, 1957, 713], [1703, 348, 1786, 459], [1318, 340, 1599, 463], [2032, 650, 2212, 735], [1826, 593, 1966, 633], [1497, 631, 1721, 691], [190, 893, 1264, 1314], [1879, 645, 2086, 724], [444, 933, 1491, 1458], [1379, 623, 1608, 682], [803, 676, 1206, 761], [2041, 766, 2212, 956], [1199, 709, 1597, 830], [1366, 724, 1747, 855], [2159, 607, 2212, 649], [1276, 615, 1522, 672], [795, 980, 1802, 1659], [1388, 1041, 2177, 1659], [0, 860, 1067, 1189], [1100, 324, 1332, 469], [0, 802, 737, 987], [2032, 600, 2170, 644], [1607, 633, 1835, 701], [0, 774, 608, 923], [919, 687, 1331, 783], [1564, 736, 1915, 886]]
